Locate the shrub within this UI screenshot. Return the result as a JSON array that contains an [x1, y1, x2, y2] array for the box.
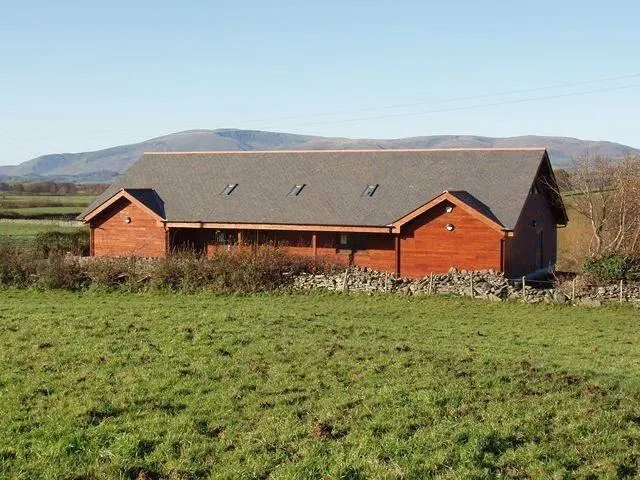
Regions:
[[149, 250, 211, 292], [0, 243, 337, 292], [582, 251, 639, 282], [0, 239, 38, 287], [36, 254, 88, 291], [145, 246, 334, 293], [204, 245, 336, 293], [34, 229, 89, 258], [83, 257, 148, 291]]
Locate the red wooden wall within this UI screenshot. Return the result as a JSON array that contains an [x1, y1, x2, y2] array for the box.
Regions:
[[89, 194, 559, 279], [166, 209, 502, 279], [399, 200, 503, 278], [91, 198, 166, 258], [504, 189, 558, 278], [352, 235, 396, 271]]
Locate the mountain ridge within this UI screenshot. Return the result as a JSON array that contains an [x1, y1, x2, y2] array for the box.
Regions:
[[2, 129, 638, 182]]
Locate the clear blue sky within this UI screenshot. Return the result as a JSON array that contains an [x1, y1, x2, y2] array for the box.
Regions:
[[1, 0, 639, 165]]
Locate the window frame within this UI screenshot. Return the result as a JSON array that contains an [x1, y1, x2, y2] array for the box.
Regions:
[[337, 233, 367, 253]]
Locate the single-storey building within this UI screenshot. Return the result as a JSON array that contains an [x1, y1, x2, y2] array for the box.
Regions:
[[78, 148, 568, 279]]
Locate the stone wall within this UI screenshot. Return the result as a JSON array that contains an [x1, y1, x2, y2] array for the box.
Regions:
[[293, 266, 640, 306]]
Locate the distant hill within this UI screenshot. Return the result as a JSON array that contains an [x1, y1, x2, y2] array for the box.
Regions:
[[2, 129, 638, 182]]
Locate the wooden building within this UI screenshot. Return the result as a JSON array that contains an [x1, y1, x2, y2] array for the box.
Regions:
[[79, 149, 568, 279]]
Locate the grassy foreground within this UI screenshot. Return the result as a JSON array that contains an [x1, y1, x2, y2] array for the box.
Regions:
[[0, 291, 638, 479]]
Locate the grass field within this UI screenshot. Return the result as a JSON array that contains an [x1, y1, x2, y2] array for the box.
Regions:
[[0, 194, 96, 203], [0, 194, 94, 219], [3, 206, 87, 216], [0, 220, 86, 245], [0, 291, 638, 479]]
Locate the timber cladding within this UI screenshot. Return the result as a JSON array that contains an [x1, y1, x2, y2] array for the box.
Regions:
[[504, 188, 558, 278], [92, 198, 166, 258], [400, 201, 503, 278]]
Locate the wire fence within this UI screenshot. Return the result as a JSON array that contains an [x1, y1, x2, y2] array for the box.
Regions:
[[457, 271, 638, 304], [0, 218, 83, 227], [519, 275, 635, 303]]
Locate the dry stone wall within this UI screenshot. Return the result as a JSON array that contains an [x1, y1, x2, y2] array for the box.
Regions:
[[293, 266, 640, 306]]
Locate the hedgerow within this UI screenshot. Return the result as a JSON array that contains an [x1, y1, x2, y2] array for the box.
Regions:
[[0, 242, 337, 292]]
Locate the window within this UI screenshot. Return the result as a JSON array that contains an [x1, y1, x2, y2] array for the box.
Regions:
[[362, 184, 378, 197], [221, 183, 237, 195], [337, 233, 366, 253], [287, 184, 305, 196], [215, 230, 238, 246], [338, 233, 350, 253]]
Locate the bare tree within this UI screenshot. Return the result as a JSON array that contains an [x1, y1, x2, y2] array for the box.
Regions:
[[558, 155, 640, 257]]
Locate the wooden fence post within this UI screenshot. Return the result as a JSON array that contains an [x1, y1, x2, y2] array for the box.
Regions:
[[522, 276, 526, 302], [428, 272, 434, 295], [342, 267, 349, 293], [620, 279, 624, 303], [470, 273, 474, 298]]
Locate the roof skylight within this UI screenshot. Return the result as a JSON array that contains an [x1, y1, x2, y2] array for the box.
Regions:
[[221, 184, 237, 195], [362, 184, 378, 197], [287, 184, 305, 196]]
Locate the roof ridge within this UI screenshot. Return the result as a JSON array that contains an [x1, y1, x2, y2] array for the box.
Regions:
[[142, 147, 547, 155]]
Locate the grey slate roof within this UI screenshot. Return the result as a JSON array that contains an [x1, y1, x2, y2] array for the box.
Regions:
[[80, 149, 549, 230], [125, 188, 166, 219]]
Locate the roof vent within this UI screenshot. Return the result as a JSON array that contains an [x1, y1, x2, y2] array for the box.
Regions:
[[221, 184, 237, 196], [287, 184, 305, 196], [362, 184, 378, 197]]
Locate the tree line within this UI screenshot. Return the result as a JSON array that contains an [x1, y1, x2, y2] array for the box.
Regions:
[[0, 181, 109, 196]]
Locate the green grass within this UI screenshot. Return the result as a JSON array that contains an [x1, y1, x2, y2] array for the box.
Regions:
[[0, 291, 638, 479], [0, 194, 96, 203], [2, 205, 86, 216], [0, 194, 94, 220], [0, 220, 85, 244]]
